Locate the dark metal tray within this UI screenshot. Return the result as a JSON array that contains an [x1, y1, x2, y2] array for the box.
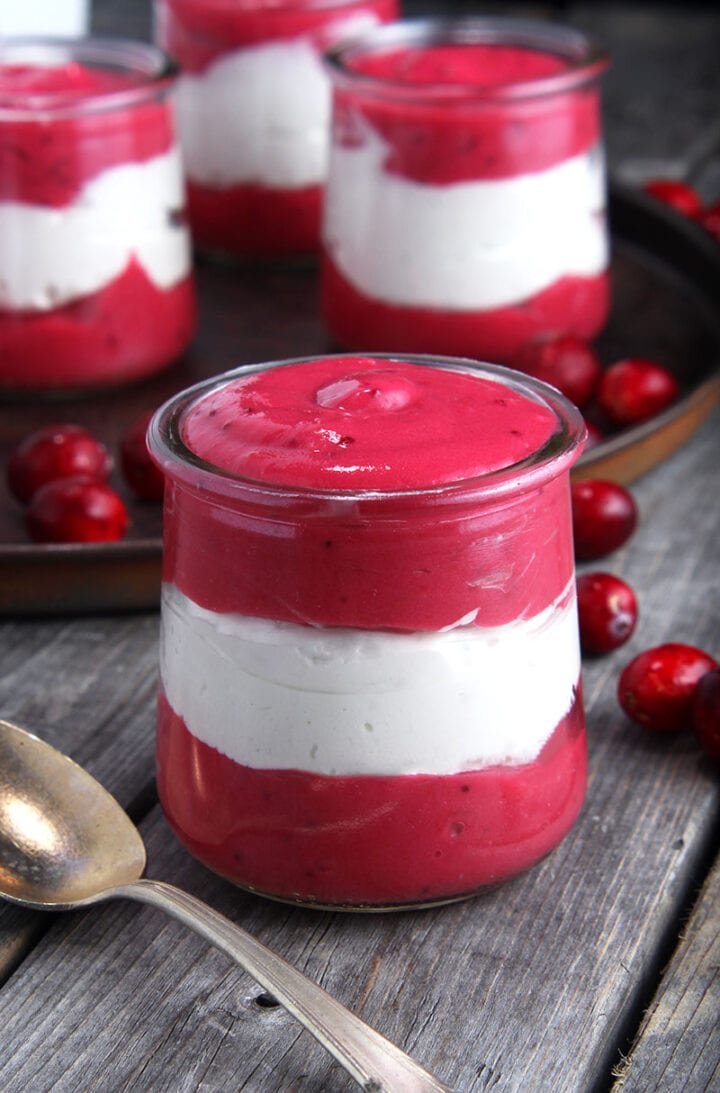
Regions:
[[1, 182, 719, 616]]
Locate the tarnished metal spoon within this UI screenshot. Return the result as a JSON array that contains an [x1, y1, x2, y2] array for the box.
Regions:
[[0, 719, 451, 1093]]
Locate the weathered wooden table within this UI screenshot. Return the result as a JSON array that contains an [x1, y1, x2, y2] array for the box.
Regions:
[[1, 3, 719, 1090]]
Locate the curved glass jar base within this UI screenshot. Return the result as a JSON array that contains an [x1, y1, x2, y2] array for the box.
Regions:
[[212, 873, 508, 914], [165, 838, 578, 913]]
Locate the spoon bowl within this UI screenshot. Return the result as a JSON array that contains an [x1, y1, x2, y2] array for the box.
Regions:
[[0, 719, 451, 1093], [0, 721, 145, 907]]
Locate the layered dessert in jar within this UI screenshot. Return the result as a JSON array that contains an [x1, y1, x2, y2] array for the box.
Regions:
[[149, 353, 588, 910], [321, 19, 610, 363], [154, 0, 397, 257], [0, 39, 195, 393]]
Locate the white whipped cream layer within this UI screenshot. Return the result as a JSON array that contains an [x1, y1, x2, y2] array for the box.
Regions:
[[0, 148, 191, 311], [173, 13, 381, 190], [160, 581, 581, 777], [323, 122, 608, 311]]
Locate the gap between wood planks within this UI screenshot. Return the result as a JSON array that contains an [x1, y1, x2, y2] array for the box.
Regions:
[[594, 808, 720, 1092]]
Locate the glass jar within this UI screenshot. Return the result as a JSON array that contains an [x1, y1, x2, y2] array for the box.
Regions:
[[0, 37, 196, 394], [154, 0, 398, 258], [321, 18, 610, 364], [149, 353, 587, 911]]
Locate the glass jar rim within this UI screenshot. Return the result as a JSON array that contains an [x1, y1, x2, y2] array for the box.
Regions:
[[0, 36, 177, 118], [323, 17, 609, 104], [148, 354, 586, 509]]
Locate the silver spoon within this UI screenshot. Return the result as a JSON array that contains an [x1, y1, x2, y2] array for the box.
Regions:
[[0, 719, 451, 1092]]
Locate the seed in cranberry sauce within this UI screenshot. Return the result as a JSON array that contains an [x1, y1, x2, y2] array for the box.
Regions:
[[618, 643, 719, 732], [571, 479, 638, 560], [576, 572, 638, 655]]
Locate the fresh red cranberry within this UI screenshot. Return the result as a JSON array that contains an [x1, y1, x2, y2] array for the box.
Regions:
[[699, 200, 720, 244], [642, 178, 703, 219], [692, 669, 720, 760], [25, 478, 129, 544], [597, 358, 679, 427], [571, 479, 638, 560], [7, 424, 113, 504], [576, 572, 638, 655], [618, 643, 719, 732], [119, 411, 164, 502], [513, 335, 601, 409]]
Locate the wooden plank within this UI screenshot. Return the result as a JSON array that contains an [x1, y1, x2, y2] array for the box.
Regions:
[[612, 855, 720, 1092], [0, 614, 161, 977], [0, 613, 159, 797], [0, 409, 717, 1092]]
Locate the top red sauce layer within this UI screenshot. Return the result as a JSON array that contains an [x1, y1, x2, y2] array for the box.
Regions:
[[0, 61, 145, 101], [0, 61, 175, 206], [181, 356, 559, 491], [332, 40, 602, 182], [346, 43, 571, 88]]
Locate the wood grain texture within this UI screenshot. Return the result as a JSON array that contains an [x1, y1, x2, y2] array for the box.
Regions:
[[612, 855, 720, 1092]]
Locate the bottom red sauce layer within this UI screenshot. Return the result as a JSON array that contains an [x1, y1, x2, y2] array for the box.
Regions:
[[187, 180, 322, 256], [320, 255, 609, 365], [0, 259, 196, 389], [157, 689, 587, 907]]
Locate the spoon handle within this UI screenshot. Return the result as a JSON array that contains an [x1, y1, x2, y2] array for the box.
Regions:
[[117, 878, 452, 1093]]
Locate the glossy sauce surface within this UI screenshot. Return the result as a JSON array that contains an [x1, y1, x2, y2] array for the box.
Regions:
[[181, 355, 559, 489]]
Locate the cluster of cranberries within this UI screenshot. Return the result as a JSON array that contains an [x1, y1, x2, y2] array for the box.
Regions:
[[570, 475, 719, 762], [513, 336, 679, 442], [510, 310, 716, 756], [642, 177, 720, 245], [6, 415, 163, 545]]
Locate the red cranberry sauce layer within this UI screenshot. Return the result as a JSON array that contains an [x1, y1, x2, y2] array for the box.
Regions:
[[335, 42, 601, 183], [321, 257, 609, 364], [0, 62, 175, 206], [0, 261, 196, 390], [186, 178, 322, 255], [157, 688, 587, 907]]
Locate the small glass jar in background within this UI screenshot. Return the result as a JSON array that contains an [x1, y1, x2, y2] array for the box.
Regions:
[[0, 37, 196, 394], [321, 18, 610, 365], [154, 0, 398, 260], [148, 352, 587, 910], [0, 0, 89, 37]]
